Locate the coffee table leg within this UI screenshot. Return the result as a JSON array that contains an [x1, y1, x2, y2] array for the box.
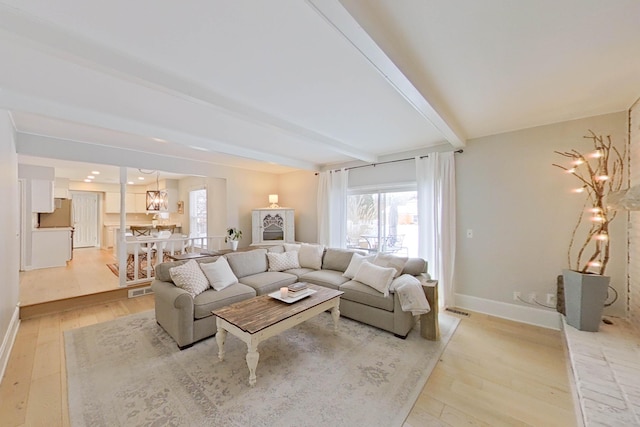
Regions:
[[331, 303, 340, 333], [216, 327, 227, 361], [246, 341, 260, 387]]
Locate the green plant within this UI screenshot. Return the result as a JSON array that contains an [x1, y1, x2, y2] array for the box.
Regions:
[[225, 227, 242, 242], [552, 130, 625, 275]]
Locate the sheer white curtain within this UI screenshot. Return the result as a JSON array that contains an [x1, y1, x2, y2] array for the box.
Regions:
[[416, 152, 456, 308], [317, 169, 349, 247]]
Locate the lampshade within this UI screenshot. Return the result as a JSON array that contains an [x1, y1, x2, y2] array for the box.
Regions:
[[269, 194, 279, 208]]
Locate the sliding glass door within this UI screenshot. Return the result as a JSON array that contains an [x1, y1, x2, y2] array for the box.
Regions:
[[347, 189, 417, 257]]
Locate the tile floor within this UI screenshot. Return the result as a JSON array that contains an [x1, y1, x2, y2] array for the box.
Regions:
[[563, 316, 640, 426]]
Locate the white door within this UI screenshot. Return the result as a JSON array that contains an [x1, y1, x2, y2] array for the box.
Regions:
[[71, 191, 99, 248]]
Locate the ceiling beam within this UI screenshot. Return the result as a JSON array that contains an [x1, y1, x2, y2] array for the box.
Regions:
[[0, 4, 378, 163], [306, 0, 466, 148], [1, 89, 318, 171]]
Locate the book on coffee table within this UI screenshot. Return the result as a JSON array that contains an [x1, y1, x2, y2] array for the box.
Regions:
[[288, 282, 308, 292]]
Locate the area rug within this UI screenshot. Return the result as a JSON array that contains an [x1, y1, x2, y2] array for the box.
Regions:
[[65, 310, 459, 427], [106, 263, 154, 281]]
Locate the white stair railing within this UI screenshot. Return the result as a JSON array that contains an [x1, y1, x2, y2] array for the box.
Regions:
[[121, 235, 225, 286]]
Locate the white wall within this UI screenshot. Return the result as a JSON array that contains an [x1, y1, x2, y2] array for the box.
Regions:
[[277, 170, 318, 243], [0, 110, 20, 382], [456, 111, 628, 325], [629, 100, 640, 328]]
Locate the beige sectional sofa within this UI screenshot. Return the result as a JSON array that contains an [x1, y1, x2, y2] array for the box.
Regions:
[[151, 246, 434, 349]]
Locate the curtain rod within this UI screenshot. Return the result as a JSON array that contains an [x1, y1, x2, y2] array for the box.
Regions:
[[316, 149, 463, 175]]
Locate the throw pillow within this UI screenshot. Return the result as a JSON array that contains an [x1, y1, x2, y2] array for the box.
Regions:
[[267, 251, 301, 272], [342, 252, 376, 279], [284, 243, 301, 252], [373, 253, 408, 278], [169, 259, 210, 297], [298, 243, 324, 269], [199, 257, 238, 291], [353, 261, 396, 297], [390, 273, 421, 292]]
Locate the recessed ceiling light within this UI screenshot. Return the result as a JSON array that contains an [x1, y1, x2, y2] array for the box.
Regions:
[[188, 145, 209, 152], [138, 177, 145, 180], [151, 137, 167, 143], [87, 175, 95, 179], [127, 181, 134, 185], [84, 179, 91, 183], [91, 170, 100, 175]]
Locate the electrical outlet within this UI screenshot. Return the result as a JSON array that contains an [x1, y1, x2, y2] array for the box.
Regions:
[[513, 291, 521, 301], [546, 293, 556, 305], [528, 292, 537, 303]]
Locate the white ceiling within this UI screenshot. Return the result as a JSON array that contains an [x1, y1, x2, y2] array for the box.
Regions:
[[4, 0, 640, 183]]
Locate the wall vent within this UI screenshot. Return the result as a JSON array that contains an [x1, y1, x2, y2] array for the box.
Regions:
[[128, 286, 153, 298]]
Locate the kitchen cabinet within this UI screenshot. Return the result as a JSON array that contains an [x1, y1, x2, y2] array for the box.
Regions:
[[105, 192, 148, 213], [105, 192, 120, 213], [31, 228, 72, 269], [31, 179, 55, 212]]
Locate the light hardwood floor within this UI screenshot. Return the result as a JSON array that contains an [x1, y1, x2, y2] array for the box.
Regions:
[[4, 249, 577, 426]]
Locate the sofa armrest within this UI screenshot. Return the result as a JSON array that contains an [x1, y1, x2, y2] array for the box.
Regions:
[[152, 280, 193, 309], [151, 280, 195, 347]]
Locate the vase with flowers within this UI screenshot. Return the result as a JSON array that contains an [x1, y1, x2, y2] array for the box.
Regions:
[[553, 130, 625, 331], [225, 227, 242, 251]]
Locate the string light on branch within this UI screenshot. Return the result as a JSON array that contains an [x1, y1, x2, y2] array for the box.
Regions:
[[553, 131, 625, 275]]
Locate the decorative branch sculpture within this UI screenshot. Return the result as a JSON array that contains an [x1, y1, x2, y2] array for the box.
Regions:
[[552, 130, 625, 275]]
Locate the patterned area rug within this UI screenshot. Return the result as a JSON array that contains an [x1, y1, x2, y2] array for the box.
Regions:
[[106, 263, 155, 281], [65, 310, 459, 426]]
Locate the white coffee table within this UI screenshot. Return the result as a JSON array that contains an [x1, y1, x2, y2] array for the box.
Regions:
[[212, 284, 343, 386]]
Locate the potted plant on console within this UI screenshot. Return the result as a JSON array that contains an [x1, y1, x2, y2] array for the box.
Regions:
[[225, 227, 242, 251], [553, 130, 625, 331]]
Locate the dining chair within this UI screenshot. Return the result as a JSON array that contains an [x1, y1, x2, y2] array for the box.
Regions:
[[125, 235, 150, 278], [130, 225, 151, 236], [156, 225, 175, 233]]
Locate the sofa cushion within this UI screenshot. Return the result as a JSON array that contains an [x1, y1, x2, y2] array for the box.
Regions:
[[239, 271, 298, 295], [283, 267, 316, 278], [284, 243, 301, 252], [300, 269, 350, 290], [339, 280, 395, 312], [199, 257, 238, 291], [353, 261, 395, 297], [267, 245, 285, 253], [298, 243, 325, 269], [322, 248, 366, 272], [342, 253, 376, 279], [267, 251, 300, 271], [155, 256, 220, 283], [193, 283, 256, 319], [224, 249, 268, 278], [401, 258, 427, 276], [373, 253, 408, 278], [169, 259, 210, 297]]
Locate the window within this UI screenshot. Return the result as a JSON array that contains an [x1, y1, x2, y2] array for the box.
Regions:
[[347, 188, 417, 257], [189, 189, 207, 242]]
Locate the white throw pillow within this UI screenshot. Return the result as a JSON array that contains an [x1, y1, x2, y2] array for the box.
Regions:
[[283, 243, 301, 252], [353, 261, 396, 297], [342, 252, 376, 279], [390, 273, 421, 292], [373, 253, 408, 278], [267, 251, 301, 272], [199, 257, 238, 291], [298, 243, 324, 269], [169, 259, 210, 297]]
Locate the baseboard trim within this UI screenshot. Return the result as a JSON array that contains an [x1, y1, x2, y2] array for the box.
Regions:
[[455, 293, 562, 330], [0, 305, 21, 385]]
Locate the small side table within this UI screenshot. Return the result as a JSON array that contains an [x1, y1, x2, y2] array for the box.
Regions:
[[420, 280, 440, 341]]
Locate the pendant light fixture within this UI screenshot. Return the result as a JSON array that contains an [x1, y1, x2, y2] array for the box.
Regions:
[[145, 170, 168, 212]]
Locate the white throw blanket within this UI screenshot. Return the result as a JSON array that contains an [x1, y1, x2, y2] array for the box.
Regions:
[[390, 274, 431, 315]]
